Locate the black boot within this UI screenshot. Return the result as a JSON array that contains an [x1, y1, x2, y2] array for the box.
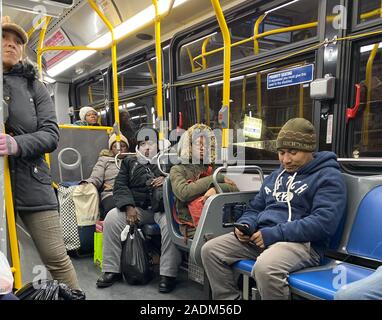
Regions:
[[158, 275, 176, 293], [96, 272, 122, 288]]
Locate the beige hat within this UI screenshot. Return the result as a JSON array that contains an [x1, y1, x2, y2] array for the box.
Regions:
[[79, 106, 97, 121], [108, 133, 129, 150], [2, 16, 28, 45]]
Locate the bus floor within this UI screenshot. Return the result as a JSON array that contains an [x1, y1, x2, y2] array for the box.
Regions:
[[16, 222, 204, 300]]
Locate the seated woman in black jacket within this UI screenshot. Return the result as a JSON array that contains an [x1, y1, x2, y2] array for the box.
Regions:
[[96, 127, 182, 293]]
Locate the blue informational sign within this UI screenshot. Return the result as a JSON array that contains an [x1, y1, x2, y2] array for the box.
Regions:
[[267, 64, 314, 90]]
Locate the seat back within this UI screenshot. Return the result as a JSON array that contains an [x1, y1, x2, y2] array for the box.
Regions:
[[346, 185, 382, 260], [338, 174, 382, 253], [190, 191, 258, 266], [163, 177, 192, 250]]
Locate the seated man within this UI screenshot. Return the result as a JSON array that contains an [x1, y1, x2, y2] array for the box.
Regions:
[[201, 118, 347, 300], [96, 127, 182, 293], [334, 266, 382, 300]]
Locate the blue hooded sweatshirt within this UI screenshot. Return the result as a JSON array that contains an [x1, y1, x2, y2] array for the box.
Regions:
[[237, 151, 347, 258]]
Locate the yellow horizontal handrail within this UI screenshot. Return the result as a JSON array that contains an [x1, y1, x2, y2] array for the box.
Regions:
[[193, 21, 317, 63], [59, 124, 113, 131], [360, 8, 381, 20]]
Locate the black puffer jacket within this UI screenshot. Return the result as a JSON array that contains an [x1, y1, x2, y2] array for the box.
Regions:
[[4, 62, 59, 212], [113, 156, 163, 211]]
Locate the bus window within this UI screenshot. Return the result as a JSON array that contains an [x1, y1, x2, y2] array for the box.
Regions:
[[77, 75, 106, 107], [177, 59, 314, 162], [358, 0, 382, 24], [349, 41, 382, 157], [117, 60, 156, 96], [178, 0, 318, 77], [118, 97, 153, 151]]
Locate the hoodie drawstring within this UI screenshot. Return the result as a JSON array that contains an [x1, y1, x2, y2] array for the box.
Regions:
[[273, 169, 297, 222]]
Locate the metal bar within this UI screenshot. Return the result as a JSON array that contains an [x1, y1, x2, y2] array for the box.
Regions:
[[211, 0, 231, 154], [59, 124, 113, 131], [241, 76, 247, 115], [253, 15, 265, 117], [212, 165, 264, 194], [202, 37, 211, 125], [362, 43, 379, 146], [27, 16, 45, 38], [88, 0, 121, 147], [193, 21, 317, 63], [186, 48, 201, 123], [37, 16, 51, 79], [4, 156, 22, 289], [299, 83, 304, 117], [146, 61, 156, 85], [337, 158, 382, 163]]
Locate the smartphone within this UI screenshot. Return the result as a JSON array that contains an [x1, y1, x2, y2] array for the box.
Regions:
[[223, 223, 251, 236]]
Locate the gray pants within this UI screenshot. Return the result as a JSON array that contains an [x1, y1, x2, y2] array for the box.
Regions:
[[201, 232, 320, 300], [102, 208, 182, 277], [19, 210, 80, 290]]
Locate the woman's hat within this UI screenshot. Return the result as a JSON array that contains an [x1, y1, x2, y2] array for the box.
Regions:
[[2, 16, 28, 45], [79, 106, 97, 121], [108, 134, 129, 150]]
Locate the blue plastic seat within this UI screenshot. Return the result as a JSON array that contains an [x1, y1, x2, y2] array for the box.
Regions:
[[288, 185, 382, 299], [288, 262, 374, 300], [232, 260, 256, 275]]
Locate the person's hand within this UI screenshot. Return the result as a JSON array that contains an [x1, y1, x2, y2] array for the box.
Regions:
[[224, 176, 237, 187], [151, 176, 165, 188], [125, 206, 139, 225], [234, 226, 251, 243], [250, 231, 265, 248], [202, 187, 217, 203], [0, 133, 18, 156]]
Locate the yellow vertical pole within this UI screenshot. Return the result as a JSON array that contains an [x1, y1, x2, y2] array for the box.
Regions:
[[211, 0, 231, 154], [146, 61, 156, 85], [4, 157, 22, 289], [37, 17, 51, 79], [362, 43, 379, 146], [88, 0, 121, 145], [153, 0, 165, 148], [253, 15, 265, 117], [88, 86, 94, 104], [202, 37, 211, 125], [242, 76, 247, 115], [186, 48, 201, 123], [299, 84, 304, 117]]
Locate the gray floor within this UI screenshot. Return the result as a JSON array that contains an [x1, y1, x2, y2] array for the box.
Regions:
[[17, 223, 206, 300]]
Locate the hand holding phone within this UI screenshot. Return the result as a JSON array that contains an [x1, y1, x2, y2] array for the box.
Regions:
[[223, 222, 252, 236]]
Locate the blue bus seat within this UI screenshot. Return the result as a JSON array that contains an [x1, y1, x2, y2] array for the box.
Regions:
[[142, 223, 161, 237], [288, 183, 382, 299]]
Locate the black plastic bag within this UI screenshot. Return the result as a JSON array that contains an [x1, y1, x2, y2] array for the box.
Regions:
[[15, 280, 85, 300], [121, 225, 152, 285]]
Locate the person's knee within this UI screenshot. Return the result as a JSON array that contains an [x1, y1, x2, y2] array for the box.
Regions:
[[201, 239, 215, 263], [253, 255, 277, 282], [334, 285, 358, 300]]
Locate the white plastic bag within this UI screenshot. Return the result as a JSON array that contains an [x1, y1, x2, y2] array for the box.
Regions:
[[0, 251, 14, 295]]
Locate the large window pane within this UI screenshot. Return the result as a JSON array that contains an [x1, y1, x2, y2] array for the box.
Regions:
[[179, 0, 318, 76], [177, 59, 314, 161], [350, 42, 382, 157], [78, 77, 105, 106], [358, 0, 382, 24]]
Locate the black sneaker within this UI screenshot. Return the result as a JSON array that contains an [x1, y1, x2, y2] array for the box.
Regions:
[[96, 272, 122, 288], [158, 275, 176, 293]]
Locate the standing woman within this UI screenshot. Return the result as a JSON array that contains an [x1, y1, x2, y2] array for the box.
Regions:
[[1, 17, 82, 293]]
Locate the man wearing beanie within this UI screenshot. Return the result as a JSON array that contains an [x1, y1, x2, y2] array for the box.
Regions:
[[74, 106, 99, 126], [202, 118, 346, 300], [96, 126, 182, 293]]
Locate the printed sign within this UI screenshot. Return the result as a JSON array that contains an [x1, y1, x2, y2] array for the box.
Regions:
[[267, 64, 314, 90], [45, 29, 73, 68], [243, 115, 262, 139]]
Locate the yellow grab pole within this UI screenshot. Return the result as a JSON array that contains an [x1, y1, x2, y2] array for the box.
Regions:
[[186, 48, 201, 123], [146, 61, 156, 85], [37, 17, 51, 79], [88, 86, 94, 104], [362, 43, 379, 146], [299, 84, 304, 117], [242, 76, 247, 115], [4, 156, 22, 289], [211, 0, 231, 154], [202, 37, 211, 125], [253, 15, 265, 117], [88, 0, 121, 145], [153, 0, 165, 148], [27, 17, 45, 38]]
